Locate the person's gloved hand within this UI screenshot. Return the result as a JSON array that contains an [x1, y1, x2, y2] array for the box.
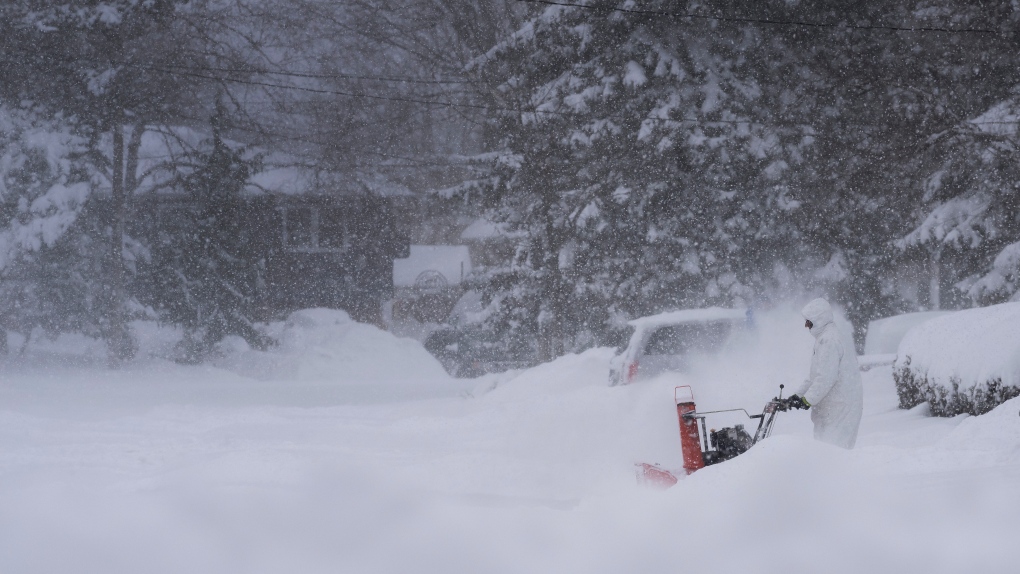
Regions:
[[787, 394, 810, 410]]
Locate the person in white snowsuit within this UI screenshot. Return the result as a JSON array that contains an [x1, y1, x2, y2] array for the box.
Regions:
[[785, 298, 864, 449]]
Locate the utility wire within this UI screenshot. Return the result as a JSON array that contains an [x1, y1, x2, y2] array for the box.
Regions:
[[516, 0, 1005, 34], [136, 64, 1020, 131], [130, 64, 498, 113], [154, 61, 470, 85], [133, 63, 821, 127]]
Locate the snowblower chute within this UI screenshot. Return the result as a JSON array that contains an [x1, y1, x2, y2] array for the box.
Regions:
[[637, 384, 794, 487]]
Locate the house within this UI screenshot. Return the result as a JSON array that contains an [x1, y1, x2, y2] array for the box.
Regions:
[[116, 127, 410, 325], [130, 190, 409, 326]]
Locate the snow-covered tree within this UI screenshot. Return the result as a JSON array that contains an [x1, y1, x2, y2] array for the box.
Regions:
[[0, 0, 210, 361], [451, 0, 1020, 357], [460, 1, 839, 357], [0, 106, 99, 353], [903, 96, 1020, 305], [0, 109, 90, 270], [135, 109, 270, 361]]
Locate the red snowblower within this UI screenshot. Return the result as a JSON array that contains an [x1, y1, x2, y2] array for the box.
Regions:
[[638, 384, 798, 488]]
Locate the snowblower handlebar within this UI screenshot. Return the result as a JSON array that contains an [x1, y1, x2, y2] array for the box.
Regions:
[[682, 407, 756, 420], [772, 397, 810, 412], [681, 384, 788, 420], [676, 385, 792, 447]]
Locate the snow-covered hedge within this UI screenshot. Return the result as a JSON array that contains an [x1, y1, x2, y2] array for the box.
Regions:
[[894, 303, 1020, 416]]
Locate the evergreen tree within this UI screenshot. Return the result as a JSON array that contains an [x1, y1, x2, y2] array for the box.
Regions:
[[451, 0, 1020, 358], [902, 94, 1020, 305], [0, 0, 205, 362], [137, 108, 270, 362], [463, 0, 829, 357], [0, 105, 103, 355]]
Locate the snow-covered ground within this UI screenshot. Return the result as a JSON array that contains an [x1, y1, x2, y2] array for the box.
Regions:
[[1, 309, 1018, 574]]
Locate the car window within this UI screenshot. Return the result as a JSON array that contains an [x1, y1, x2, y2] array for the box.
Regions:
[[609, 325, 636, 352], [643, 321, 733, 356]]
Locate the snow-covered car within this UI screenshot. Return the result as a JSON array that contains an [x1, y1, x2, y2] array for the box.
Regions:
[[609, 307, 753, 386], [423, 326, 532, 378]]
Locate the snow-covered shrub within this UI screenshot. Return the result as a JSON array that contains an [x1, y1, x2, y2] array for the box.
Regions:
[[894, 302, 1020, 416]]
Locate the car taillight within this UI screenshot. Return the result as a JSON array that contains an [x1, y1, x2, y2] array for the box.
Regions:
[[626, 361, 639, 384]]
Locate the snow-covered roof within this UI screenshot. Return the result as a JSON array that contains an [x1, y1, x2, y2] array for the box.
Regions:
[[896, 302, 1020, 390], [122, 126, 411, 198], [248, 165, 315, 196], [627, 307, 749, 329], [393, 245, 472, 288], [250, 167, 413, 197], [459, 217, 524, 241]]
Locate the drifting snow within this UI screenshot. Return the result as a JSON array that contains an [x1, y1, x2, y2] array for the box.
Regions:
[[626, 306, 748, 329], [940, 395, 1020, 455], [0, 307, 1018, 573]]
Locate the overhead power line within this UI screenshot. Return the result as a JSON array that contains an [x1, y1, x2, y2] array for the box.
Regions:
[[132, 62, 821, 126], [156, 62, 470, 85], [130, 64, 493, 112], [135, 64, 1020, 131], [516, 0, 1004, 34]]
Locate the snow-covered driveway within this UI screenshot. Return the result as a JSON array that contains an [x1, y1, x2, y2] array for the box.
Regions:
[[1, 346, 1018, 573]]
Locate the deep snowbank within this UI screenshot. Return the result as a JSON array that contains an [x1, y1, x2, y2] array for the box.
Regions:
[[894, 302, 1020, 415], [940, 395, 1020, 455], [215, 308, 450, 383], [1, 306, 1019, 573]]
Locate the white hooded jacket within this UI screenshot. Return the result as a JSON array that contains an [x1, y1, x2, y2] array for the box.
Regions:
[[796, 298, 864, 449]]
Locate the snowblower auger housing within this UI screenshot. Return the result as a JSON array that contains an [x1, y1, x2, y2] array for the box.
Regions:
[[676, 385, 787, 474], [636, 385, 789, 487]]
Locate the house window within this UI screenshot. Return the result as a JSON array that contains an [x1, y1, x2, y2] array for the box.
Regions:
[[285, 207, 314, 248], [282, 206, 346, 251], [317, 208, 346, 249]]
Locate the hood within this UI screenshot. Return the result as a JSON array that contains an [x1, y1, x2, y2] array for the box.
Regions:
[[802, 298, 834, 337]]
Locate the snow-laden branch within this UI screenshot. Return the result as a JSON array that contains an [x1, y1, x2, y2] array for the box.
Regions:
[[898, 193, 991, 251]]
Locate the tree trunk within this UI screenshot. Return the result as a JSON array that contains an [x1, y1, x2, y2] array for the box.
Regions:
[[125, 123, 145, 196], [105, 121, 135, 364], [929, 247, 941, 311]]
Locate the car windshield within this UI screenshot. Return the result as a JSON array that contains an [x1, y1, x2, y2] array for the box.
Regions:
[[643, 321, 733, 356]]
